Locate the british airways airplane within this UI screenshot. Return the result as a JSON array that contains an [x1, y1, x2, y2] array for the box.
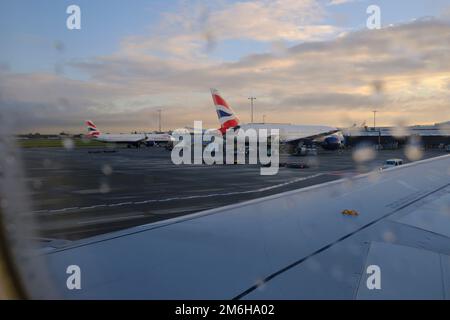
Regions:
[[211, 88, 345, 151], [85, 120, 173, 147]]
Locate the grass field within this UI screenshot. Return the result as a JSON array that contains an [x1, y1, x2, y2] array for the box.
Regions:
[[18, 138, 106, 148]]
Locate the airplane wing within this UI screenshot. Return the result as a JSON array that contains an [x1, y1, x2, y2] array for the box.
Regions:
[[129, 137, 148, 143], [100, 135, 148, 144], [38, 155, 450, 299], [145, 133, 174, 143], [283, 129, 340, 144]]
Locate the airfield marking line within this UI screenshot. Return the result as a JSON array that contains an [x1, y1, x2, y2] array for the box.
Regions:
[[48, 207, 80, 213], [32, 174, 325, 214], [76, 214, 146, 225]]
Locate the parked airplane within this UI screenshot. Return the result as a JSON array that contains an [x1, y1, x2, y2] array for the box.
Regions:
[[85, 120, 173, 148], [144, 133, 175, 147], [211, 88, 344, 152]]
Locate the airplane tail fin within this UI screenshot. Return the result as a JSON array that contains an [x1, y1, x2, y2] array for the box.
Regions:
[[85, 120, 100, 137], [210, 88, 240, 134]]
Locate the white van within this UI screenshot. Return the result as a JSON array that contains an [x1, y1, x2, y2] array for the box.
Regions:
[[382, 158, 403, 169]]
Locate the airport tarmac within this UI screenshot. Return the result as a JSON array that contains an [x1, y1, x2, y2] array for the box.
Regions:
[[19, 146, 447, 241]]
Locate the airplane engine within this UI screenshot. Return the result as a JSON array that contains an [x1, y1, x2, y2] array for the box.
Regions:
[[321, 135, 342, 150]]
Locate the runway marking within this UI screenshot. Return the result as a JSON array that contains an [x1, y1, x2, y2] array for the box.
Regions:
[[48, 207, 80, 213], [77, 214, 146, 225], [33, 173, 325, 215]]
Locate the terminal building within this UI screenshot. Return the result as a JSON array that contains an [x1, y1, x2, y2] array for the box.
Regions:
[[342, 121, 450, 149]]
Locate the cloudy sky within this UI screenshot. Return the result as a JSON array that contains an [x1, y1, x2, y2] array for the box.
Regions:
[[1, 0, 450, 133]]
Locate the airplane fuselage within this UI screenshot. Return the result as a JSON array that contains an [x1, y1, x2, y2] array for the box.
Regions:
[[93, 133, 174, 146], [237, 123, 340, 144], [94, 133, 147, 144]]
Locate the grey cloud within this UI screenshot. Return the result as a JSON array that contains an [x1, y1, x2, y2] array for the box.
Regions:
[[2, 19, 450, 132], [277, 93, 372, 110]]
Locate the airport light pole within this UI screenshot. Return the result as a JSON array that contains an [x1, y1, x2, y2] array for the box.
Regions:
[[248, 97, 256, 123], [372, 110, 377, 130], [157, 109, 162, 132], [373, 110, 381, 147]]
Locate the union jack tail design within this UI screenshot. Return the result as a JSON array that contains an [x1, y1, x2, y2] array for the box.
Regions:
[[85, 120, 100, 137], [210, 88, 240, 135]]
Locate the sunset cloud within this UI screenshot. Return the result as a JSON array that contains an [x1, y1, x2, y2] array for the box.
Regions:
[[1, 2, 449, 133]]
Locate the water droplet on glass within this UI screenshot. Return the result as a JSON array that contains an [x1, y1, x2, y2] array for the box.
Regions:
[[404, 137, 423, 161], [5, 155, 15, 165], [102, 164, 113, 176], [62, 138, 75, 150], [330, 265, 344, 281], [405, 140, 423, 161], [390, 119, 410, 138], [99, 183, 110, 194], [32, 179, 43, 190], [81, 135, 90, 144], [405, 145, 423, 161], [438, 122, 450, 136], [367, 169, 381, 183], [255, 279, 266, 291], [383, 231, 396, 243], [43, 159, 52, 168], [1, 199, 9, 209], [439, 205, 450, 217], [352, 144, 376, 163], [305, 259, 321, 272]]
